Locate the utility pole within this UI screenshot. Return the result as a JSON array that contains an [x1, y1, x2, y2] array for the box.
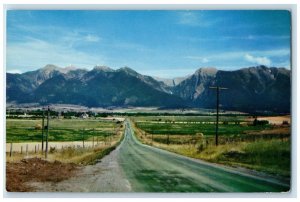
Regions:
[[45, 106, 50, 159], [41, 108, 45, 152], [209, 86, 228, 146]]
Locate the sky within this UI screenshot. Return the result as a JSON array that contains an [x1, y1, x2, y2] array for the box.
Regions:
[[6, 10, 291, 78]]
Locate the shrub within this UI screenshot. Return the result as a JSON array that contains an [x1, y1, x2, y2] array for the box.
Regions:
[[196, 143, 205, 153], [253, 118, 269, 126], [49, 147, 56, 153], [35, 124, 42, 130]]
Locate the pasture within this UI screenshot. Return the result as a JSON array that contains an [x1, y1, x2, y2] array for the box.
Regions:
[[6, 118, 121, 142], [132, 115, 291, 177], [6, 118, 124, 164]]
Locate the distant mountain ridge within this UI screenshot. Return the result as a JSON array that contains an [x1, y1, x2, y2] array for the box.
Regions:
[[153, 76, 188, 87], [173, 66, 290, 112], [6, 65, 291, 113]]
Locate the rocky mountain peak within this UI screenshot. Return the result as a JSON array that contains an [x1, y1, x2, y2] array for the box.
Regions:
[[194, 67, 218, 76], [93, 65, 115, 72], [118, 66, 138, 75], [40, 64, 60, 73], [60, 65, 78, 74]]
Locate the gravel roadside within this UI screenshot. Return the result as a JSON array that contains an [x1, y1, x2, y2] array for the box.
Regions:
[[30, 144, 132, 192]]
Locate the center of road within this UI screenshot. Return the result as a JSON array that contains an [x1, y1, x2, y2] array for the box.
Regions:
[[117, 120, 289, 192]]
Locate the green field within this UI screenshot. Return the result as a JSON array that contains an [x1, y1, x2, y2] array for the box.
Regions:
[[135, 120, 271, 136], [133, 115, 291, 177], [6, 119, 121, 142], [132, 115, 247, 122]]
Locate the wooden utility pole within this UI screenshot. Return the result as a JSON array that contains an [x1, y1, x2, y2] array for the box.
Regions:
[[209, 86, 228, 146], [45, 106, 50, 158], [42, 109, 45, 152]]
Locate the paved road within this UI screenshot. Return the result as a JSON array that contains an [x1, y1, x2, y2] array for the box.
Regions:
[[33, 119, 289, 192], [118, 120, 289, 192]]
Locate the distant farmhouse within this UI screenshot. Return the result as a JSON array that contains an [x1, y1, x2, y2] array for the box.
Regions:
[[80, 113, 89, 119]]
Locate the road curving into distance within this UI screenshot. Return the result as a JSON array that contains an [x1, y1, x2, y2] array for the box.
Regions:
[[118, 119, 290, 192]]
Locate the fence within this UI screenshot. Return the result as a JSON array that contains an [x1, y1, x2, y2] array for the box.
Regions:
[[6, 125, 122, 158]]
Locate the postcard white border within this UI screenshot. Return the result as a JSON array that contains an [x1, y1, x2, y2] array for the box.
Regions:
[[1, 1, 298, 201]]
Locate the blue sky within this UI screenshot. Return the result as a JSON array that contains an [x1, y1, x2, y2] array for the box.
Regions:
[[6, 10, 291, 78]]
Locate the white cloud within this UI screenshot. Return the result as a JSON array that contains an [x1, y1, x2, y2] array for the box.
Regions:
[[178, 12, 199, 26], [6, 38, 106, 71], [202, 58, 209, 63], [177, 11, 217, 27], [85, 34, 101, 42], [185, 48, 289, 64], [185, 56, 209, 63], [7, 69, 22, 74], [244, 54, 271, 66], [13, 24, 102, 46], [6, 23, 151, 72]]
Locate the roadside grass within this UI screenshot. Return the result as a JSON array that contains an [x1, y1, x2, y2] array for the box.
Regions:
[[53, 132, 124, 165], [132, 118, 291, 178], [6, 131, 124, 165]]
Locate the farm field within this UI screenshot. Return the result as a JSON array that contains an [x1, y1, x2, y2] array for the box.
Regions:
[[132, 115, 291, 177], [6, 118, 121, 142], [6, 118, 125, 164]]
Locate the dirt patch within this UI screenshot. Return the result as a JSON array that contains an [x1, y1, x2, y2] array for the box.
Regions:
[[244, 126, 290, 136], [247, 115, 291, 125], [6, 158, 79, 192]]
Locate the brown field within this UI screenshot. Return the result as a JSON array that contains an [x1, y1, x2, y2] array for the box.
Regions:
[[247, 115, 291, 125], [6, 158, 79, 192]]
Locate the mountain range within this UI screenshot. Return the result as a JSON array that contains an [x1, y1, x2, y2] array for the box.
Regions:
[[6, 64, 291, 113]]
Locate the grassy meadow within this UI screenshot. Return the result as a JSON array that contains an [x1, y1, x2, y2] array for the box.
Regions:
[[132, 115, 291, 177], [6, 118, 121, 142], [6, 118, 125, 165]]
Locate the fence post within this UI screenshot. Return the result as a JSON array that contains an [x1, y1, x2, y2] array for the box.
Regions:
[[45, 106, 50, 159], [42, 109, 45, 152], [93, 135, 95, 148], [26, 144, 28, 157], [35, 145, 37, 154], [10, 143, 13, 157], [21, 146, 23, 154], [82, 128, 85, 148]]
